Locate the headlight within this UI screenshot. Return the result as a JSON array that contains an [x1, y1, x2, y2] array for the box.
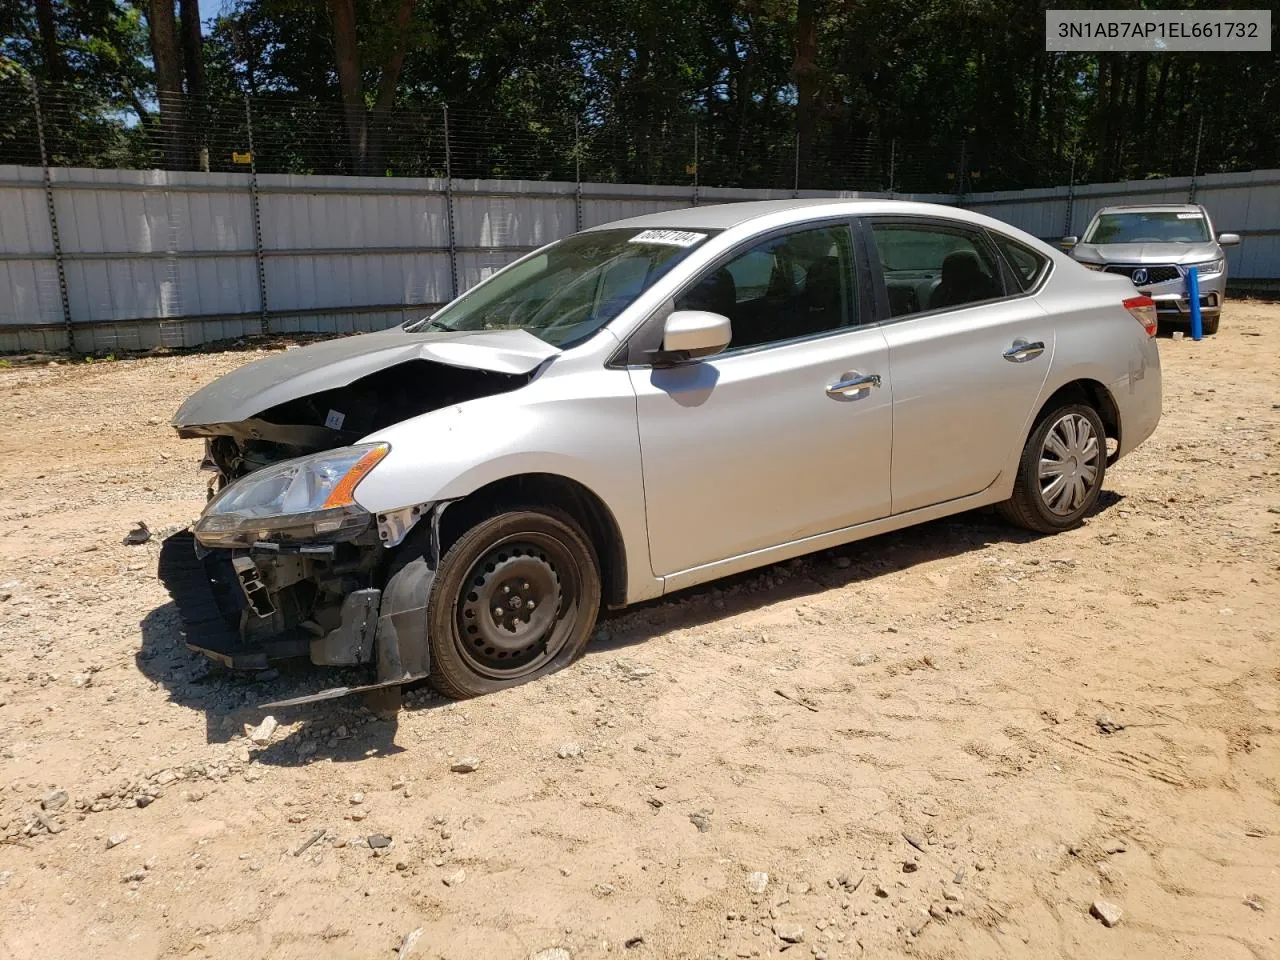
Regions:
[[1190, 259, 1224, 276], [1079, 262, 1104, 271], [194, 443, 388, 548]]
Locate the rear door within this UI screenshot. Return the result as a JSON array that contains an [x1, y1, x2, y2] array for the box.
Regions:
[[864, 217, 1055, 514]]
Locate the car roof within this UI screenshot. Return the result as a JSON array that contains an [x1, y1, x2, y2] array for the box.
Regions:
[[588, 198, 995, 232], [1095, 204, 1204, 214]]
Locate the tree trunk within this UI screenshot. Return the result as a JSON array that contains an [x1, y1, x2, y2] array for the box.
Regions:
[[35, 0, 63, 82], [1126, 57, 1148, 178], [329, 0, 368, 174], [793, 0, 820, 178], [1026, 51, 1044, 152], [147, 0, 188, 169], [365, 0, 415, 175], [178, 0, 208, 170], [179, 0, 206, 100], [1152, 58, 1172, 171], [1110, 54, 1129, 176]]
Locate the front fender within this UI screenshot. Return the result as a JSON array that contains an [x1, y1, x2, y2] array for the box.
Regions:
[[351, 371, 659, 603]]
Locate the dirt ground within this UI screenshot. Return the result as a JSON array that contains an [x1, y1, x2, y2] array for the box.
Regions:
[[0, 303, 1277, 960]]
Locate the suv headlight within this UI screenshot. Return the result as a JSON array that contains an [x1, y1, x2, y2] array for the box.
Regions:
[[1190, 258, 1224, 276], [194, 443, 388, 548]]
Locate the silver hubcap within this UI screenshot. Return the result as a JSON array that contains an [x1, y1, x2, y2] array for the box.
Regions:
[[1038, 414, 1100, 516]]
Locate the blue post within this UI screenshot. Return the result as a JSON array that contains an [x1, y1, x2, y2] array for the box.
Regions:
[[1187, 266, 1202, 341]]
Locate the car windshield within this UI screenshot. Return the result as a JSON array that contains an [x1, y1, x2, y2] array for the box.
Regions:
[[1085, 211, 1210, 244], [405, 227, 717, 347]]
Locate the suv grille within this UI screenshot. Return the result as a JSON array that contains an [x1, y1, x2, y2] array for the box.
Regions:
[[1103, 264, 1181, 285]]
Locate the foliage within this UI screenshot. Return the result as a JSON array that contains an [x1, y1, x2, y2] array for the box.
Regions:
[[1, 0, 1276, 190]]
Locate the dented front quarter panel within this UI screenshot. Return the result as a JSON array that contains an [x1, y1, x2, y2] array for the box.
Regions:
[[352, 343, 660, 604]]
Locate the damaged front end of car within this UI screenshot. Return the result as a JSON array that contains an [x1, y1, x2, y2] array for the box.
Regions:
[[157, 327, 559, 704]]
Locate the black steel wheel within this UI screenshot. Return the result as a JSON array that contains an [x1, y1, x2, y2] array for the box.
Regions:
[[426, 508, 600, 698]]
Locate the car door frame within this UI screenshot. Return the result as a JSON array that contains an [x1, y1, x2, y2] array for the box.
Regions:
[[607, 214, 880, 367], [608, 214, 894, 587], [857, 213, 1058, 513]]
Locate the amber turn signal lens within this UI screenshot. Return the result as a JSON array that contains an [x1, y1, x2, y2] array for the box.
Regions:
[[322, 443, 389, 508]]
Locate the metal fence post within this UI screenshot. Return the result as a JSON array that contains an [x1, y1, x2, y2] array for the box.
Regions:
[[793, 132, 800, 196], [692, 122, 699, 206], [443, 105, 459, 301], [29, 77, 75, 353], [243, 96, 269, 335], [1063, 150, 1076, 237], [574, 119, 583, 232], [1188, 116, 1204, 203]]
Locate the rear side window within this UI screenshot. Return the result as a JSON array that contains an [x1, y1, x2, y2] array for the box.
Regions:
[[870, 221, 1004, 317], [991, 233, 1049, 291]]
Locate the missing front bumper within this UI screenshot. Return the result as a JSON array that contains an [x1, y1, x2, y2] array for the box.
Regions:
[[157, 531, 309, 669], [157, 528, 434, 707]]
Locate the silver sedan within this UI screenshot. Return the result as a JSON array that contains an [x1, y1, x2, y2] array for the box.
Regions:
[[168, 199, 1162, 702]]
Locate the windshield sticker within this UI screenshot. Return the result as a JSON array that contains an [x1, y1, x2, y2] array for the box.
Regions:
[[1176, 213, 1203, 219], [629, 229, 707, 247]]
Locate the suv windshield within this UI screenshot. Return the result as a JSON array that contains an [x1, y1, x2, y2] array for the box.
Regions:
[[406, 228, 716, 346], [1085, 211, 1210, 244]]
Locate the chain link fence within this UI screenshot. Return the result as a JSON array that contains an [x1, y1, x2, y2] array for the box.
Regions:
[[0, 78, 990, 194], [5, 76, 1271, 356]]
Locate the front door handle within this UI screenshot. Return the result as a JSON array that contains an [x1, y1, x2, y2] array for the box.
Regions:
[[826, 371, 881, 400], [1003, 339, 1045, 363]]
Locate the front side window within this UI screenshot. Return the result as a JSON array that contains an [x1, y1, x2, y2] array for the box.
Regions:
[[871, 222, 1004, 317], [675, 224, 856, 351], [1084, 211, 1210, 244], [408, 228, 716, 347]]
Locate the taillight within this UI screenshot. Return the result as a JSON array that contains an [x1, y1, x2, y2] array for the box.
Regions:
[[1123, 295, 1158, 337]]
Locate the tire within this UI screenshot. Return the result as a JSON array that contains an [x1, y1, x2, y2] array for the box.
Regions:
[[424, 507, 601, 699], [1201, 314, 1220, 336], [998, 403, 1107, 534]]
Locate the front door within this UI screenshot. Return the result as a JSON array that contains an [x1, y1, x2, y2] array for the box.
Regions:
[[629, 222, 893, 578], [866, 217, 1056, 514]]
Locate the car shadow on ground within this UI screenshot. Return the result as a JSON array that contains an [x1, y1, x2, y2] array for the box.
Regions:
[[136, 603, 448, 765], [135, 496, 1122, 761], [587, 495, 1124, 655]]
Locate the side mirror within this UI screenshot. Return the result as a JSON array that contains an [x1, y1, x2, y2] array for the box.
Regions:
[[652, 310, 732, 364], [1217, 233, 1240, 247], [1060, 236, 1078, 249]]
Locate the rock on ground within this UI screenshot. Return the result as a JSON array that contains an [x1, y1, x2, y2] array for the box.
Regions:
[[1091, 899, 1124, 927]]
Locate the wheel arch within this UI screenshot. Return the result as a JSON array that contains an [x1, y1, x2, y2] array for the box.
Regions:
[[436, 473, 629, 609], [1032, 378, 1122, 463]]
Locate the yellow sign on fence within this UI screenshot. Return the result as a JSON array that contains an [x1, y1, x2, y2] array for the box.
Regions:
[[232, 151, 253, 165]]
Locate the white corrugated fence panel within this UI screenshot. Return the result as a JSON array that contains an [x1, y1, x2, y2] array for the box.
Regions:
[[1, 166, 1277, 352]]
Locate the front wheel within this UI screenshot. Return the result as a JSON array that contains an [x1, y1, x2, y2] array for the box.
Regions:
[[425, 508, 601, 699], [998, 403, 1107, 534]]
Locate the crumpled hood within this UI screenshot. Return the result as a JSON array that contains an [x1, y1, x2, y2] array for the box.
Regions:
[[1074, 241, 1222, 265], [173, 326, 560, 428]]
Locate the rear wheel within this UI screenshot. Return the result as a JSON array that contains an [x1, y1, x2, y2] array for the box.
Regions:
[[425, 508, 600, 699], [998, 403, 1107, 534]]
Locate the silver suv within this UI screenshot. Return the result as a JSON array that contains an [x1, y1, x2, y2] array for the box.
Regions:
[[1063, 204, 1239, 335], [164, 199, 1161, 705]]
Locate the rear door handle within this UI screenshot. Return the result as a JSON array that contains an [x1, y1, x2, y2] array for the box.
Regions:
[[826, 372, 881, 400], [1003, 339, 1045, 363]]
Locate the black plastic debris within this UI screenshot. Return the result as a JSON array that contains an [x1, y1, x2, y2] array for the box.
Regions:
[[122, 521, 151, 546]]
